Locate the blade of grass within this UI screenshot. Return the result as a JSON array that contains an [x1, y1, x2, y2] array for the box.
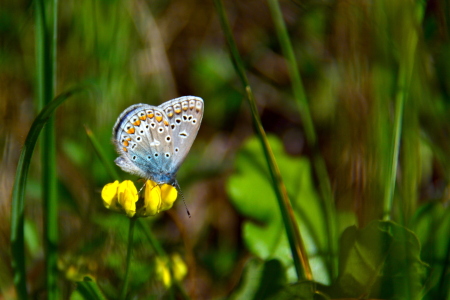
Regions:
[[10, 88, 85, 300], [85, 126, 121, 180], [73, 277, 107, 300], [213, 0, 312, 281], [382, 11, 419, 222], [36, 0, 59, 297], [266, 0, 337, 279]]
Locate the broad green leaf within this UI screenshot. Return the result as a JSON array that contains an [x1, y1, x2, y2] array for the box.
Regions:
[[267, 281, 316, 300], [227, 135, 329, 283], [335, 220, 428, 299], [412, 202, 450, 299], [230, 258, 286, 300]]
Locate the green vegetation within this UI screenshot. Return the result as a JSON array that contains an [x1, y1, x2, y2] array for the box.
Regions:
[[1, 0, 450, 299]]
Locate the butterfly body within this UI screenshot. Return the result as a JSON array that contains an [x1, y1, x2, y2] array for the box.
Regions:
[[113, 96, 204, 185]]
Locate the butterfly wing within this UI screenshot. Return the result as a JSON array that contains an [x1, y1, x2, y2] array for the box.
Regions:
[[113, 103, 175, 183], [158, 96, 204, 173]]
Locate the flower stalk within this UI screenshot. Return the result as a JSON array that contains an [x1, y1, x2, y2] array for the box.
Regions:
[[119, 217, 136, 300]]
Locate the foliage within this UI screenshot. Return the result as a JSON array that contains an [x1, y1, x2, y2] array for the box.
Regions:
[[2, 0, 450, 299]]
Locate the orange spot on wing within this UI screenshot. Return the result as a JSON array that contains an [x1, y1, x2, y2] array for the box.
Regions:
[[123, 147, 128, 152], [133, 120, 141, 126], [127, 128, 135, 134], [164, 120, 169, 126], [147, 112, 154, 118], [139, 115, 146, 120], [156, 116, 163, 122], [175, 108, 181, 114], [123, 140, 129, 146]]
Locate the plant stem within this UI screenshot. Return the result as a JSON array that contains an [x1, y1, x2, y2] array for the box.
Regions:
[[382, 19, 418, 221], [36, 0, 58, 298], [213, 0, 312, 281], [120, 217, 137, 300], [266, 0, 337, 278]]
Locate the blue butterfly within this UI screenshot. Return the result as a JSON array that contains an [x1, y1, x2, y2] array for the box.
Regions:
[[113, 96, 204, 186]]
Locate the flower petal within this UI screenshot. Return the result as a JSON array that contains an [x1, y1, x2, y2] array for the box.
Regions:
[[155, 257, 171, 287], [117, 180, 138, 218], [101, 181, 120, 211], [160, 184, 178, 211], [143, 180, 162, 216], [171, 253, 187, 281]]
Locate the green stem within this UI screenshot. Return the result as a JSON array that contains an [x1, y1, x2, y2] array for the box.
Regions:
[[213, 0, 312, 281], [120, 217, 137, 300], [382, 25, 418, 221], [36, 0, 58, 298], [266, 0, 337, 278], [85, 126, 121, 180], [137, 219, 165, 257]]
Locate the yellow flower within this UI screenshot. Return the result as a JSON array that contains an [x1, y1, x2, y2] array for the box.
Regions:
[[155, 254, 187, 287], [101, 179, 178, 218], [140, 180, 178, 216], [101, 180, 138, 217]]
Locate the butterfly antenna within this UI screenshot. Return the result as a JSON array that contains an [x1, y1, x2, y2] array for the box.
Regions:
[[175, 181, 191, 218]]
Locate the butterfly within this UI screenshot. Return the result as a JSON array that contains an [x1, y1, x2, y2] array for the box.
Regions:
[[112, 96, 204, 186]]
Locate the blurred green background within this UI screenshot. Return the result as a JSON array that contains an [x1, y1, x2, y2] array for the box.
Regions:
[[1, 0, 450, 299]]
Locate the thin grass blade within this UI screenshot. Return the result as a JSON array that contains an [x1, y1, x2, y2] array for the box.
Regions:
[[213, 0, 312, 281], [10, 88, 85, 300], [266, 0, 337, 278], [85, 126, 121, 181]]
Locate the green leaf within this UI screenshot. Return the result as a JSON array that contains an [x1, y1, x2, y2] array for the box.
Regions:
[[335, 220, 428, 299], [227, 135, 329, 283], [70, 277, 107, 300], [230, 258, 286, 300], [267, 281, 316, 300], [412, 202, 450, 299], [10, 87, 86, 300]]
